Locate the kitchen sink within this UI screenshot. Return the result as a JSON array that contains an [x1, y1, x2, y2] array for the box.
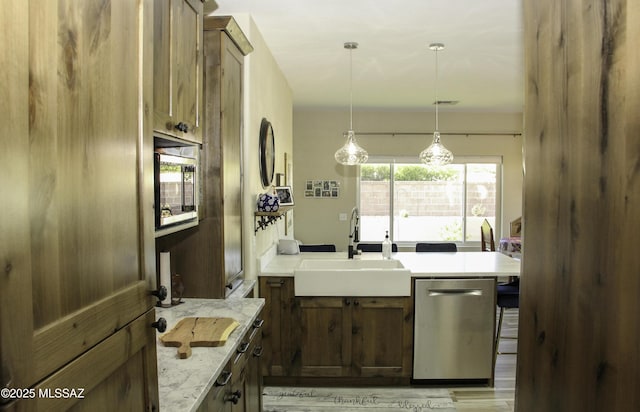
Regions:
[[294, 258, 411, 296]]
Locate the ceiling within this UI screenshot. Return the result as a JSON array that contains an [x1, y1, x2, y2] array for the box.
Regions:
[[212, 0, 523, 112]]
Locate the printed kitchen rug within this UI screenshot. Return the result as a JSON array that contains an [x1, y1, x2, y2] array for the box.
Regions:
[[263, 386, 456, 412]]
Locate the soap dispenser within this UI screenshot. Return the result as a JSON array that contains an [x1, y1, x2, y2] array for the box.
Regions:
[[382, 230, 392, 259]]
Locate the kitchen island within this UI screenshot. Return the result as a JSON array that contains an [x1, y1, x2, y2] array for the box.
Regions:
[[258, 250, 520, 386]]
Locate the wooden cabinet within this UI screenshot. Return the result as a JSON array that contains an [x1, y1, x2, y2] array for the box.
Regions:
[[153, 0, 204, 143], [1, 0, 159, 409], [156, 16, 252, 299], [298, 297, 413, 379], [259, 277, 413, 382], [258, 277, 299, 377], [196, 315, 264, 412]]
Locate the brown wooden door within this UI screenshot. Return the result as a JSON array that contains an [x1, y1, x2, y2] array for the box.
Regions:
[[351, 297, 413, 378], [153, 0, 203, 143], [298, 297, 352, 377], [1, 0, 158, 407], [259, 277, 297, 376]]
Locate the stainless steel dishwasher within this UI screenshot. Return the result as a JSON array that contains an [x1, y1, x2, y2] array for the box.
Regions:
[[413, 278, 495, 380]]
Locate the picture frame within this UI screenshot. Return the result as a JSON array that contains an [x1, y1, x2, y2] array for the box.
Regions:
[[275, 186, 294, 206]]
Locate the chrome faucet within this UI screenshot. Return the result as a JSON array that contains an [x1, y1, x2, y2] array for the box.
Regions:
[[348, 206, 360, 259]]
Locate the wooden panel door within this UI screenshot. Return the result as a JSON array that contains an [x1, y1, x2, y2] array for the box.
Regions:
[[1, 0, 158, 402], [258, 277, 297, 376], [297, 297, 352, 377], [153, 0, 203, 143], [351, 297, 413, 378]]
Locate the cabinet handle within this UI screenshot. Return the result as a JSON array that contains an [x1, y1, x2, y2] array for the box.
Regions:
[[215, 371, 232, 387], [354, 300, 360, 306], [174, 122, 189, 133], [352, 326, 359, 335], [252, 345, 264, 358], [225, 390, 242, 404], [252, 319, 264, 329], [266, 279, 285, 286], [151, 318, 167, 333], [345, 299, 351, 306], [236, 342, 249, 354], [151, 286, 168, 302]]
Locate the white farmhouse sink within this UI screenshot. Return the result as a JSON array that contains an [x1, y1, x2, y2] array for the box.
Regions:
[[294, 259, 411, 296]]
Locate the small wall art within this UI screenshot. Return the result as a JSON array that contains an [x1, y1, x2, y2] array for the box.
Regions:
[[304, 180, 340, 198]]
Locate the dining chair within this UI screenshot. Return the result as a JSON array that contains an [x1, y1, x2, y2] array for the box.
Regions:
[[415, 242, 457, 252], [356, 243, 398, 253], [298, 244, 336, 252], [494, 278, 519, 369], [480, 219, 496, 251]]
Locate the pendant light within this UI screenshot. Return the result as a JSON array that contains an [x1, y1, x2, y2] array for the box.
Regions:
[[419, 43, 453, 166], [334, 42, 368, 166]]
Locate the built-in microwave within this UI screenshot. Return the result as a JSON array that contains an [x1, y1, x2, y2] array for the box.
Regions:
[[154, 138, 199, 236]]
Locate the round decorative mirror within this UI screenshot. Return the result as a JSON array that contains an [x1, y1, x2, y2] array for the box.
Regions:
[[259, 118, 275, 189]]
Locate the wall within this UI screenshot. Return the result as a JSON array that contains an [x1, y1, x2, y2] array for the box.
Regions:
[[222, 15, 293, 279], [293, 109, 523, 251], [517, 1, 640, 410]]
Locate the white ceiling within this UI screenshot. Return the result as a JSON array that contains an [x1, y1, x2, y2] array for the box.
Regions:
[[212, 0, 523, 112]]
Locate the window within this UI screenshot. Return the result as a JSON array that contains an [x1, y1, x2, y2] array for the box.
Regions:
[[359, 157, 501, 246]]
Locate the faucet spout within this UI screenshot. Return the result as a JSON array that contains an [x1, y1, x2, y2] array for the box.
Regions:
[[348, 207, 360, 259]]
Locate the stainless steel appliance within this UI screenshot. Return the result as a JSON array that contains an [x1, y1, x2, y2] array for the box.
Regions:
[[154, 139, 199, 236], [413, 278, 495, 381]]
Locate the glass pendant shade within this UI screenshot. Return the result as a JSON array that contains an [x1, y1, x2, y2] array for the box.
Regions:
[[419, 131, 453, 165], [335, 129, 369, 165], [420, 43, 453, 166], [335, 42, 368, 165]]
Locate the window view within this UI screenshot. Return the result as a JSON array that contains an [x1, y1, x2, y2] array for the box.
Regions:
[[359, 160, 499, 245]]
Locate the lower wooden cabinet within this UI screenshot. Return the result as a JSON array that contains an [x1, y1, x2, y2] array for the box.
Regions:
[[197, 315, 264, 412], [258, 277, 298, 377], [298, 296, 413, 378], [259, 276, 413, 382], [1, 309, 159, 411]]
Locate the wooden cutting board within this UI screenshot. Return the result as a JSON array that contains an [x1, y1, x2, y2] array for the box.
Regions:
[[160, 317, 240, 359]]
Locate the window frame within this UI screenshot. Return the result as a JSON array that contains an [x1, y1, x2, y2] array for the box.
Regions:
[[358, 155, 503, 248]]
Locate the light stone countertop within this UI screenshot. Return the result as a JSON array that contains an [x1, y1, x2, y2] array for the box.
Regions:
[[260, 251, 521, 278], [155, 297, 265, 412]]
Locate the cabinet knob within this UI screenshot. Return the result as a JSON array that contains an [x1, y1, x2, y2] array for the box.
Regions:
[[354, 300, 360, 306], [152, 286, 168, 302], [345, 299, 351, 306], [174, 122, 189, 133], [225, 389, 242, 404], [151, 318, 167, 333], [252, 319, 264, 329], [252, 345, 264, 358]]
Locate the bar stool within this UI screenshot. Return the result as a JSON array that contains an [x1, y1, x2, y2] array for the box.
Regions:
[[494, 279, 519, 368], [415, 242, 457, 252]]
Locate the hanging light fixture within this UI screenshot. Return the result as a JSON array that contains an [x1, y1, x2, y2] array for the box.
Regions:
[[419, 43, 453, 166], [334, 42, 368, 166]]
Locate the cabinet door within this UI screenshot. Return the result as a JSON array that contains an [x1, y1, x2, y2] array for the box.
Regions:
[[0, 0, 157, 397], [298, 297, 352, 377], [153, 0, 203, 142], [351, 297, 413, 378], [259, 277, 297, 376]]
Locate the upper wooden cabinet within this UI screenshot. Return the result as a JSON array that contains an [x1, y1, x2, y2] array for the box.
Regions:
[[1, 0, 159, 409], [153, 0, 204, 143], [156, 16, 252, 299]]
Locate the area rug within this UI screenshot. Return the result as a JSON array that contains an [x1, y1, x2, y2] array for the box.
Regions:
[[262, 387, 457, 412]]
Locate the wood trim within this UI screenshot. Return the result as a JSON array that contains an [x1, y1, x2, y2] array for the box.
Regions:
[[203, 15, 253, 55], [33, 282, 153, 383]]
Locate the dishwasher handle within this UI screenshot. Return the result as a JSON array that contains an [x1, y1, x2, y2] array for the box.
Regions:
[[427, 288, 483, 297]]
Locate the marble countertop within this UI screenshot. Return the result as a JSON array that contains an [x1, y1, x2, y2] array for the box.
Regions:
[[260, 251, 521, 278], [155, 297, 265, 412]]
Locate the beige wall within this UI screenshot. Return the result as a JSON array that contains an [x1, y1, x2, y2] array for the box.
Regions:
[[220, 14, 293, 279], [292, 109, 523, 251]]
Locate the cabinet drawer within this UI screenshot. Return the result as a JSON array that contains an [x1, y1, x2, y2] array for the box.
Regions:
[[231, 318, 264, 374]]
